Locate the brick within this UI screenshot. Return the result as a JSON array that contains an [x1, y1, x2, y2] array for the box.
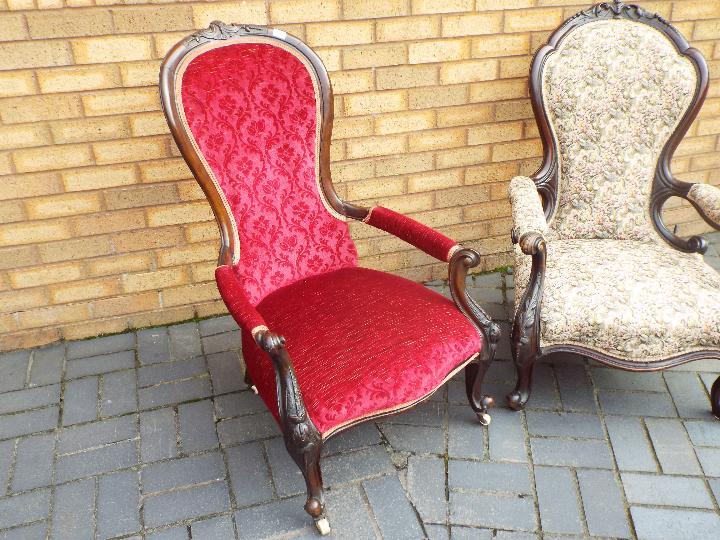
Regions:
[[29, 344, 64, 386], [442, 13, 503, 37], [376, 64, 438, 90], [144, 481, 231, 528], [473, 34, 531, 58], [333, 116, 373, 139], [27, 9, 112, 39], [139, 377, 212, 409], [364, 475, 425, 539], [470, 80, 527, 103], [693, 19, 720, 40], [347, 134, 406, 159], [685, 420, 720, 447], [0, 384, 59, 414], [140, 408, 178, 462], [270, 0, 339, 23], [11, 433, 54, 492], [26, 192, 102, 220], [605, 416, 657, 472], [449, 460, 531, 493], [0, 124, 51, 151], [72, 35, 153, 64], [217, 411, 279, 445], [38, 64, 120, 95], [207, 350, 243, 392], [409, 169, 462, 192], [631, 507, 720, 540], [51, 479, 94, 540], [94, 137, 167, 165], [0, 13, 27, 41], [179, 400, 218, 452], [436, 103, 493, 128], [0, 94, 81, 124], [0, 41, 72, 70], [97, 471, 141, 538], [113, 227, 183, 253], [665, 371, 712, 419], [63, 376, 99, 426], [407, 456, 446, 523], [215, 391, 265, 419], [263, 437, 305, 497], [83, 87, 159, 117], [535, 466, 583, 535], [344, 90, 407, 116], [52, 117, 130, 145], [162, 282, 219, 307], [120, 60, 162, 87], [0, 71, 36, 98], [450, 492, 536, 531], [409, 39, 469, 64], [191, 517, 235, 540], [62, 164, 137, 192], [10, 262, 83, 291], [492, 139, 543, 162], [440, 59, 497, 84], [554, 362, 596, 412], [380, 423, 444, 454], [526, 411, 604, 439], [375, 110, 435, 135], [0, 406, 58, 439], [307, 21, 373, 46], [577, 469, 630, 538], [235, 495, 312, 539], [57, 439, 137, 483], [376, 16, 440, 42], [129, 112, 169, 137], [412, 0, 473, 14], [598, 389, 677, 417], [344, 43, 408, 70], [646, 418, 703, 475], [143, 452, 225, 493], [622, 472, 714, 509], [192, 1, 267, 27], [14, 144, 93, 173], [408, 85, 467, 109], [0, 489, 51, 530], [113, 5, 192, 33], [531, 438, 613, 468], [505, 8, 564, 32]]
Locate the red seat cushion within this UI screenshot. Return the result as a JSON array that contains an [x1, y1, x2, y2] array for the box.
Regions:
[[241, 267, 482, 436]]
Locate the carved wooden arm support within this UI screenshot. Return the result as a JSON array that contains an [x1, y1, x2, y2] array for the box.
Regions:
[[687, 183, 720, 231], [449, 248, 501, 361], [512, 232, 547, 356]]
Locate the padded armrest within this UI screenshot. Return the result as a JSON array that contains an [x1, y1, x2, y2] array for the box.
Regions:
[[215, 265, 269, 338], [363, 206, 459, 262], [688, 183, 720, 228], [509, 176, 548, 241]]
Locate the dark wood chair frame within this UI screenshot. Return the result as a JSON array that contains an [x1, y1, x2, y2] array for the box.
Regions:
[[509, 0, 720, 418], [160, 21, 500, 534]]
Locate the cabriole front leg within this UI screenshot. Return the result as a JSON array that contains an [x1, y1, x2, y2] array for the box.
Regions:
[[507, 233, 546, 411], [256, 331, 330, 535]]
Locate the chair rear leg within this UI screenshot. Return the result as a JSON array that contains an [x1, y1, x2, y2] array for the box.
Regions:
[[507, 330, 539, 411], [712, 375, 720, 420], [465, 354, 495, 425]]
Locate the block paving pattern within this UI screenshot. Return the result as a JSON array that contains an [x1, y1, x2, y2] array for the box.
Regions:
[[0, 234, 719, 539]]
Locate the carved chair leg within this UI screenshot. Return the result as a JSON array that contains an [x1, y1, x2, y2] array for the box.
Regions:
[[711, 375, 720, 421], [507, 345, 539, 411], [465, 354, 495, 426], [286, 436, 329, 535]]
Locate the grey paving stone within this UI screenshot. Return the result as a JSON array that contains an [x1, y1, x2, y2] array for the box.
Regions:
[[217, 411, 279, 446], [51, 479, 94, 540], [190, 516, 235, 540], [363, 475, 425, 540], [143, 452, 225, 493], [138, 377, 212, 409], [525, 364, 562, 410], [56, 439, 137, 482], [11, 433, 54, 492], [207, 351, 244, 393], [645, 418, 702, 475], [685, 420, 720, 447], [449, 461, 531, 493], [605, 416, 657, 472], [323, 485, 376, 540], [101, 370, 137, 417], [592, 368, 665, 392], [531, 438, 613, 469], [58, 414, 137, 454], [137, 356, 206, 387], [137, 328, 171, 365], [0, 488, 50, 529], [425, 524, 450, 540], [483, 359, 516, 384], [226, 442, 274, 506], [202, 330, 240, 355], [407, 455, 447, 523], [140, 408, 178, 463], [62, 376, 98, 426], [534, 466, 583, 535], [214, 391, 266, 419], [142, 481, 231, 528], [322, 422, 381, 456], [144, 527, 189, 540], [168, 322, 202, 360], [65, 350, 135, 379], [264, 436, 305, 497], [380, 423, 444, 454], [450, 492, 536, 531], [0, 439, 13, 495], [488, 408, 527, 463], [700, 372, 718, 393], [29, 344, 63, 387], [0, 351, 29, 393], [97, 470, 140, 539], [598, 389, 677, 417], [526, 411, 603, 439], [621, 472, 714, 509], [0, 384, 59, 414], [710, 478, 720, 506], [0, 406, 58, 439], [450, 527, 493, 540], [66, 333, 134, 360], [199, 315, 237, 337], [323, 445, 394, 486], [0, 522, 47, 540], [234, 495, 313, 540], [178, 399, 217, 452], [665, 372, 715, 419], [630, 507, 720, 540], [555, 363, 596, 412], [383, 400, 444, 427], [696, 447, 720, 476], [577, 469, 630, 538], [448, 404, 485, 459]]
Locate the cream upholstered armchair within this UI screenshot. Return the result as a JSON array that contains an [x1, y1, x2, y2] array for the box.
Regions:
[[508, 1, 720, 417]]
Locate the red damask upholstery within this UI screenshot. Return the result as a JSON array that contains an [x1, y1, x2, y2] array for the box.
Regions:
[[181, 42, 357, 305], [240, 266, 482, 436], [365, 206, 459, 262]]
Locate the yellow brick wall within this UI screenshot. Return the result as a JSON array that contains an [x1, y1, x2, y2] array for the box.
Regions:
[[0, 0, 719, 351]]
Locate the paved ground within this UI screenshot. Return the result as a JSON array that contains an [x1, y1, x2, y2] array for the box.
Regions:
[[0, 232, 719, 540]]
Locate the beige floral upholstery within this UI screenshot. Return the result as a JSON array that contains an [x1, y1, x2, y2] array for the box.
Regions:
[[688, 183, 720, 226], [509, 176, 547, 240], [543, 20, 696, 242], [514, 239, 720, 361]]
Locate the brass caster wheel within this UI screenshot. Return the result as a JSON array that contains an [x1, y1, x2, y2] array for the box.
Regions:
[[477, 412, 491, 426], [250, 385, 258, 395], [315, 517, 331, 535]]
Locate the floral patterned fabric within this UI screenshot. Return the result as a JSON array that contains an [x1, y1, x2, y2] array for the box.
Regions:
[[514, 239, 720, 361], [688, 183, 720, 226], [543, 20, 697, 241], [181, 41, 357, 305], [509, 176, 548, 240]]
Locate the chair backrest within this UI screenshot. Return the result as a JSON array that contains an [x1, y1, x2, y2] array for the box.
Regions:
[[160, 24, 357, 305], [530, 1, 708, 245]]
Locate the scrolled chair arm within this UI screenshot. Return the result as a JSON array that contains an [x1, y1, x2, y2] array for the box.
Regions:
[[362, 205, 460, 262], [509, 176, 549, 244], [687, 183, 720, 230]]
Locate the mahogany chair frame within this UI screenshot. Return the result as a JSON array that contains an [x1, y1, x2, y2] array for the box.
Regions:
[[509, 0, 720, 418], [160, 22, 500, 534]]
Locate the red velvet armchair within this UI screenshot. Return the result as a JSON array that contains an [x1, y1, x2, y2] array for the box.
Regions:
[[160, 22, 499, 534]]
